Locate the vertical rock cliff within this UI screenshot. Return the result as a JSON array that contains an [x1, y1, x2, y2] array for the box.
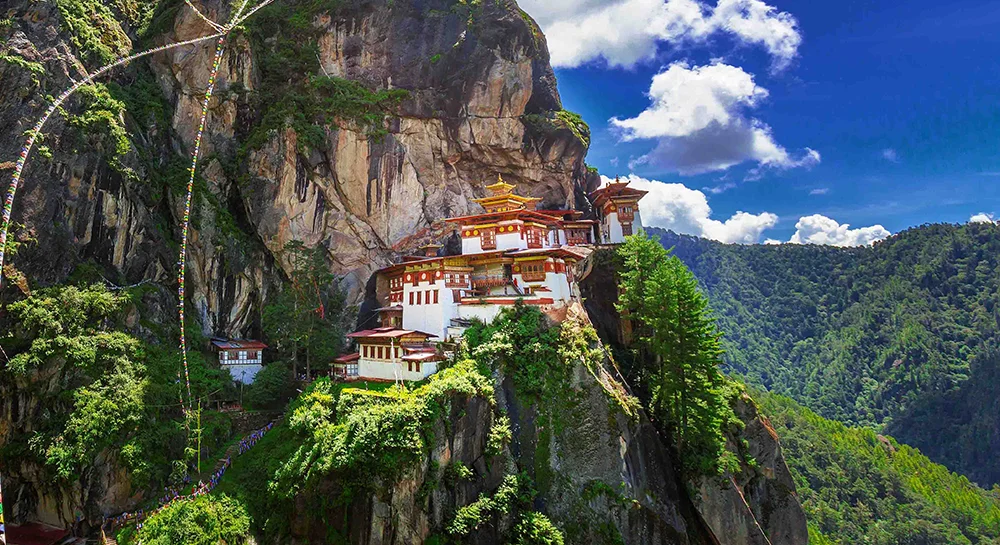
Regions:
[[0, 0, 592, 338]]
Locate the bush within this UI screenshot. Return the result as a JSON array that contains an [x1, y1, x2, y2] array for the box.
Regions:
[[130, 495, 251, 545], [245, 361, 293, 410]]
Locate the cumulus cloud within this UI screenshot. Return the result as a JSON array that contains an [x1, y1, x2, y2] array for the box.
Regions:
[[969, 213, 996, 224], [602, 174, 777, 243], [611, 62, 820, 175], [788, 214, 891, 246], [520, 0, 801, 70]]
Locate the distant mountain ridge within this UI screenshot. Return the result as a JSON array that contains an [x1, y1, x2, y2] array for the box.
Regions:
[[648, 223, 1000, 487]]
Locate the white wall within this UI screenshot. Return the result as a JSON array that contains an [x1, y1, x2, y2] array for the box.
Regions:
[[224, 364, 263, 384], [496, 231, 526, 251], [457, 304, 504, 324], [604, 211, 625, 244], [462, 236, 484, 254], [401, 277, 454, 339], [359, 358, 439, 381]]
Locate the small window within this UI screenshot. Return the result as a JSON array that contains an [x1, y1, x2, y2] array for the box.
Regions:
[[433, 290, 439, 304], [622, 223, 633, 236], [417, 291, 423, 305], [409, 292, 414, 305]]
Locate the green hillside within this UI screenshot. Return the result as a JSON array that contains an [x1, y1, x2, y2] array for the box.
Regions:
[[648, 223, 1000, 486], [754, 390, 1000, 545]]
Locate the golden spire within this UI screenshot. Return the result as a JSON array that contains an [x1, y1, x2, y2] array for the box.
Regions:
[[485, 173, 516, 196]]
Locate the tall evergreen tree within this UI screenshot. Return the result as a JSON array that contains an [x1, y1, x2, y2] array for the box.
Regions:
[[262, 241, 346, 381], [617, 232, 732, 474]]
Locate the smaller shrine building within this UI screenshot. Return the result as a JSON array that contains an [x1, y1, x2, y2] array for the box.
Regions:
[[210, 338, 268, 384]]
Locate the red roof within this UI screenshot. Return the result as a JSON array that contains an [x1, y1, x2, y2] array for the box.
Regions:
[[334, 353, 360, 363], [347, 327, 438, 339], [589, 181, 648, 207], [211, 339, 268, 350]]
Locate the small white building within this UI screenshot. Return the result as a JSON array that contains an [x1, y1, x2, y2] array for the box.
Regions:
[[590, 178, 648, 244], [211, 339, 268, 384], [338, 328, 442, 382]]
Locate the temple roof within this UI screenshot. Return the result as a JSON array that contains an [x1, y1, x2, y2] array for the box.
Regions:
[[347, 327, 438, 339], [211, 338, 268, 350], [589, 179, 648, 208]]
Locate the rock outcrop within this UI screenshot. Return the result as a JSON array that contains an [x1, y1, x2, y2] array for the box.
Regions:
[[0, 0, 592, 339]]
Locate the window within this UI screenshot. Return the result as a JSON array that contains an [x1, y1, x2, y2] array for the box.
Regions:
[[622, 223, 633, 236], [481, 229, 496, 249], [521, 262, 546, 282], [239, 350, 247, 360], [433, 290, 439, 304], [526, 228, 541, 248], [417, 291, 422, 305], [415, 362, 422, 373], [220, 351, 228, 361], [409, 292, 414, 305], [426, 290, 432, 304]]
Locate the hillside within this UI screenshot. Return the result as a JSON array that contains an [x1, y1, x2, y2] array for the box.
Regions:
[[649, 223, 1000, 487], [755, 390, 1000, 545]]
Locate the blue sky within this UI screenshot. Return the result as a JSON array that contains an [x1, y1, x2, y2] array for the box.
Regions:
[[518, 0, 1000, 245]]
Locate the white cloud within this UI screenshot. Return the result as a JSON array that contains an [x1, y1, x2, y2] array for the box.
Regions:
[[788, 214, 891, 246], [969, 213, 996, 224], [521, 0, 801, 70], [611, 62, 819, 174], [602, 174, 777, 243], [809, 187, 829, 195], [881, 148, 899, 162]]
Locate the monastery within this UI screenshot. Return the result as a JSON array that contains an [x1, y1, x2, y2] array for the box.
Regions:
[[333, 176, 648, 382]]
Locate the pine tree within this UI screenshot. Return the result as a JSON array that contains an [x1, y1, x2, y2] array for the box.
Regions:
[[263, 241, 346, 381], [617, 232, 733, 474]]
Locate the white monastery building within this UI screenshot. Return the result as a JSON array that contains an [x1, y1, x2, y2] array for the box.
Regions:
[[211, 338, 268, 384], [334, 176, 646, 382]]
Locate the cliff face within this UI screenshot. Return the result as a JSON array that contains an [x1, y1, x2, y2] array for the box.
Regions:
[[0, 0, 592, 338], [580, 252, 809, 545]]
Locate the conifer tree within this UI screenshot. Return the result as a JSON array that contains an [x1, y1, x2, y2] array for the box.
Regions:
[[617, 232, 732, 474]]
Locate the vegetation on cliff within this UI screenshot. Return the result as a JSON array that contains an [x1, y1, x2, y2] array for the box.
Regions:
[[123, 494, 251, 545], [0, 283, 236, 490], [756, 390, 1000, 545], [652, 223, 1000, 486], [616, 233, 740, 475], [241, 0, 409, 154]]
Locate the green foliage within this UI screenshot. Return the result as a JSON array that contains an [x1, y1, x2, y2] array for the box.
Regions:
[[522, 110, 591, 148], [1, 284, 230, 488], [447, 473, 524, 536], [465, 302, 562, 397], [616, 233, 736, 475], [652, 223, 1000, 486], [513, 511, 566, 545], [54, 0, 155, 65], [0, 53, 45, 85], [445, 460, 474, 485], [486, 414, 512, 457], [756, 390, 1000, 545], [271, 361, 493, 496], [242, 0, 409, 154], [262, 241, 348, 381], [211, 362, 494, 539], [67, 83, 133, 172], [128, 494, 251, 545], [244, 361, 293, 410]]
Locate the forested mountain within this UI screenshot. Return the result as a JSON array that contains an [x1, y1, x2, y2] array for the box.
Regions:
[[648, 223, 1000, 487], [755, 390, 1000, 545]]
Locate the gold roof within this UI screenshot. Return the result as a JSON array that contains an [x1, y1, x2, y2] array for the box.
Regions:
[[475, 174, 541, 211]]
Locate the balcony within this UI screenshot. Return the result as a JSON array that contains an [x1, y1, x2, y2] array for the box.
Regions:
[[471, 274, 512, 289]]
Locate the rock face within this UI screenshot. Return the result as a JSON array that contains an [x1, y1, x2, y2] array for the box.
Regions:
[[580, 251, 809, 545], [0, 0, 591, 339]]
